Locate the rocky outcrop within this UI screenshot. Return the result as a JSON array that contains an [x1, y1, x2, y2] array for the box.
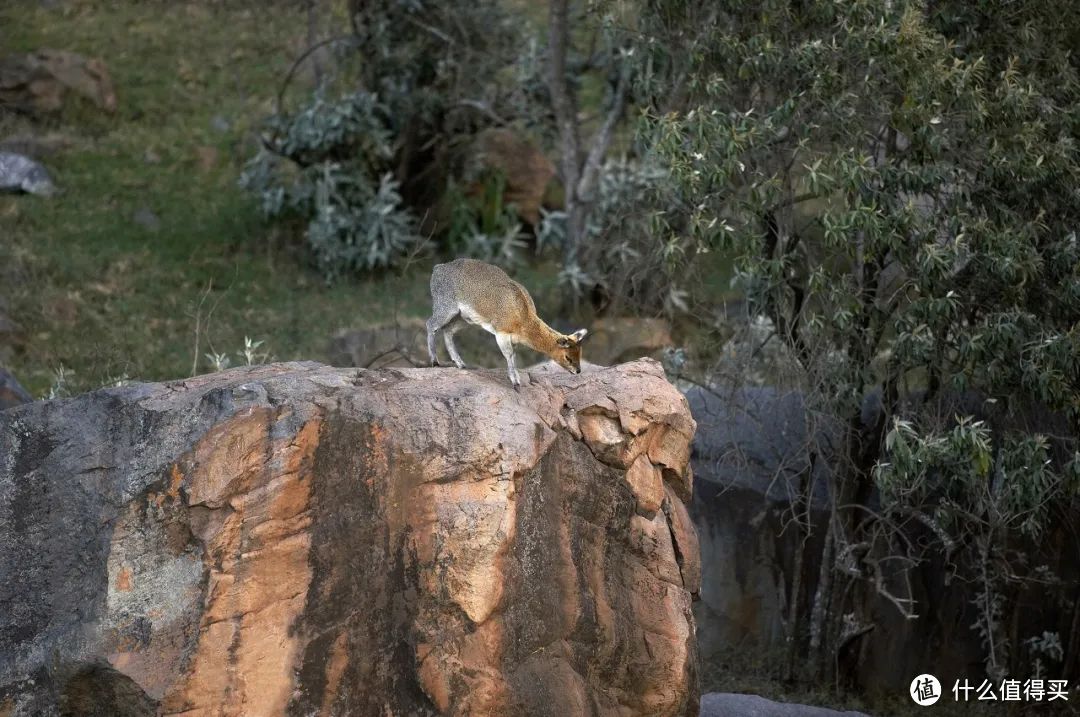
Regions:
[[0, 359, 698, 716], [689, 387, 830, 668]]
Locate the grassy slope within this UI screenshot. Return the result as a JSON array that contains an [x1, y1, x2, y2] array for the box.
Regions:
[[1, 1, 436, 396], [1, 1, 730, 397]]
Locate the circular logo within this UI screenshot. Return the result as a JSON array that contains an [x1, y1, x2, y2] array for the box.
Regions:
[[910, 674, 942, 706]]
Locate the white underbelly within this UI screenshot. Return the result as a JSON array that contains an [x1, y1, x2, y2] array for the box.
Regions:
[[458, 303, 497, 335]]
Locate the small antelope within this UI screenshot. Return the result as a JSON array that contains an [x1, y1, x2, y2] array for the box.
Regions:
[[427, 258, 589, 388]]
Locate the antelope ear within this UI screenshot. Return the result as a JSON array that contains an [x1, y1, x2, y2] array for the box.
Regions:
[[569, 328, 589, 344], [556, 337, 571, 348]]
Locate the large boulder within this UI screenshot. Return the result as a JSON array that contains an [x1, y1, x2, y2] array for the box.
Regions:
[[0, 49, 117, 116], [327, 319, 430, 369], [0, 359, 699, 716], [465, 128, 556, 226]]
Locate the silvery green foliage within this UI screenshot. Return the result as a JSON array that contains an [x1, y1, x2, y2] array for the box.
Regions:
[[542, 158, 693, 315], [46, 364, 72, 399], [240, 91, 419, 278], [267, 91, 392, 166], [204, 352, 230, 372], [556, 261, 592, 299], [306, 171, 418, 279], [461, 223, 529, 270], [536, 208, 567, 257]]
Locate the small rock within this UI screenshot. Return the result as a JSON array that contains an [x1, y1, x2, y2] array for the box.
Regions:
[[195, 145, 218, 172], [210, 114, 230, 133], [0, 152, 57, 196], [132, 207, 161, 232], [700, 694, 871, 717], [143, 149, 161, 165]]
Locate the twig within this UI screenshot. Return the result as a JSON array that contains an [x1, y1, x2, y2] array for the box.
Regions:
[[275, 34, 360, 116], [190, 279, 213, 377], [454, 99, 509, 126]]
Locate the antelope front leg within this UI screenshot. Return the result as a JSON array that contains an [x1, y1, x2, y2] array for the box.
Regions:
[[443, 322, 468, 369], [495, 333, 521, 389]]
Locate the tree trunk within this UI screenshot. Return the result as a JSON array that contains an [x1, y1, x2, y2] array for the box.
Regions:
[[547, 0, 584, 267]]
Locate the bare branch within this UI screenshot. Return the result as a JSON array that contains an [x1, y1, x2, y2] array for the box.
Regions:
[[454, 99, 508, 126], [577, 60, 629, 201], [275, 35, 359, 116]]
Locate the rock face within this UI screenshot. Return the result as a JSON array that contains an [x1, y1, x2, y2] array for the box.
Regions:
[[0, 359, 699, 716], [689, 387, 832, 666], [581, 317, 674, 366], [689, 385, 1080, 694]]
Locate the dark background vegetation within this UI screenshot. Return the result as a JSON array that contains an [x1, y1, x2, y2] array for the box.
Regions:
[[2, 0, 1078, 714]]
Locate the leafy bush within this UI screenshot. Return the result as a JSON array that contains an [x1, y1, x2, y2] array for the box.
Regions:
[[240, 91, 420, 279], [240, 0, 534, 279]]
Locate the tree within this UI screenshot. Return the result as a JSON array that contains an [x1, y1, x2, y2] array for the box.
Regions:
[[640, 0, 1080, 685], [546, 0, 631, 273]]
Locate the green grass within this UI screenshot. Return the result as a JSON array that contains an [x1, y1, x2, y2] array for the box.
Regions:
[[1, 1, 439, 396]]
